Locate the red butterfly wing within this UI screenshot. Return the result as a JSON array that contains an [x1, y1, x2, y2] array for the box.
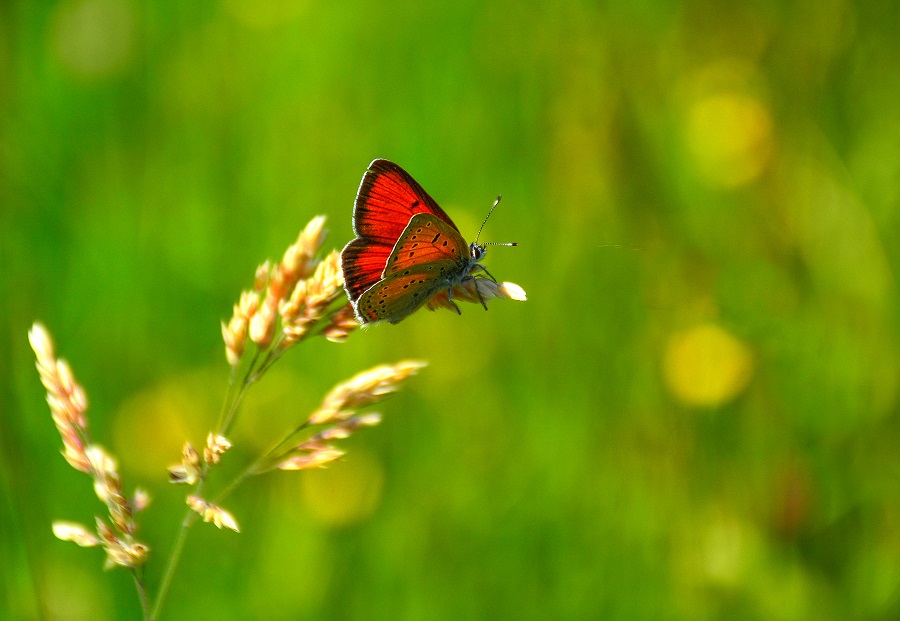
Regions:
[[341, 238, 392, 302], [382, 213, 469, 277], [342, 160, 460, 304], [356, 269, 448, 325], [353, 159, 460, 243]]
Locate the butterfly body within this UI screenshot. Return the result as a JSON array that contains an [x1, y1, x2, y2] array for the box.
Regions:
[[341, 160, 494, 325]]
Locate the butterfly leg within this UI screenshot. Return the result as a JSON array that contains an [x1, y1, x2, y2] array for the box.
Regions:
[[466, 276, 489, 311], [446, 285, 463, 315], [476, 264, 499, 284]]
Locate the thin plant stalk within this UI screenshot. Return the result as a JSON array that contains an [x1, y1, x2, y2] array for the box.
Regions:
[[131, 568, 150, 621], [149, 479, 204, 621], [152, 337, 300, 618]]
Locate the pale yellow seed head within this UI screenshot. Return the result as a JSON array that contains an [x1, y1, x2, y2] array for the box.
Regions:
[[238, 290, 260, 320], [182, 442, 201, 468], [131, 488, 151, 513], [222, 291, 259, 361], [277, 444, 345, 470], [168, 442, 204, 484], [104, 538, 150, 569], [315, 413, 382, 442], [167, 464, 200, 485], [254, 260, 272, 292], [306, 251, 343, 307], [496, 281, 527, 301], [283, 215, 327, 279], [323, 303, 360, 343], [279, 280, 307, 324], [95, 517, 116, 545], [55, 359, 75, 394], [52, 521, 100, 547], [85, 445, 117, 477], [299, 215, 327, 253], [29, 322, 55, 365], [186, 496, 240, 532], [222, 321, 244, 367], [62, 445, 91, 473], [204, 433, 231, 465], [249, 297, 277, 347], [309, 361, 426, 425]]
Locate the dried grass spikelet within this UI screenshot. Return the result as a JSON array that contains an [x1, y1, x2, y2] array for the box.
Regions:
[[308, 361, 426, 426], [167, 433, 230, 484], [426, 278, 527, 313], [277, 443, 345, 471], [95, 517, 150, 569], [204, 433, 232, 465], [186, 495, 240, 532], [222, 290, 260, 366], [256, 216, 329, 346], [29, 322, 91, 473], [29, 322, 150, 568], [276, 413, 383, 471], [270, 362, 421, 474], [281, 215, 327, 286], [86, 446, 137, 536], [221, 216, 338, 366], [131, 488, 151, 514], [323, 303, 360, 343], [249, 295, 278, 348], [281, 250, 345, 343], [167, 441, 203, 485], [52, 521, 101, 547], [315, 413, 382, 441], [253, 260, 271, 292]]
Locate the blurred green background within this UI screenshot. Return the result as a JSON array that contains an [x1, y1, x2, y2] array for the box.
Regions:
[[2, 0, 899, 619]]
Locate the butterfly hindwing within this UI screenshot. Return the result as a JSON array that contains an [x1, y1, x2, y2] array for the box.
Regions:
[[383, 213, 469, 277], [340, 238, 393, 303], [355, 269, 450, 325]]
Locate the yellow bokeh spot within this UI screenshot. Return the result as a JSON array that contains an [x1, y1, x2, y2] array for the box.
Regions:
[[663, 324, 753, 407], [686, 92, 774, 188], [52, 0, 136, 79], [301, 449, 384, 527], [112, 370, 217, 477]]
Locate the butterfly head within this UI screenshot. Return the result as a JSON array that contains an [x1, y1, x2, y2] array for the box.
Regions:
[[469, 242, 486, 262]]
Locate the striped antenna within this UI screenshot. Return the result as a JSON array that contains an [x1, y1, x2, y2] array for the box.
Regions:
[[475, 195, 518, 246]]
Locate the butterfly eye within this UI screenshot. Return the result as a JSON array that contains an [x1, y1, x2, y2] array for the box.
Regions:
[[470, 243, 485, 261]]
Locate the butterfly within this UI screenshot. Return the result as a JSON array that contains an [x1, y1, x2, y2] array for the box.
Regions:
[[341, 159, 515, 325]]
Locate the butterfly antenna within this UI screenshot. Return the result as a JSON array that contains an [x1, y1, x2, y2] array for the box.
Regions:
[[474, 195, 503, 245], [475, 195, 519, 247]]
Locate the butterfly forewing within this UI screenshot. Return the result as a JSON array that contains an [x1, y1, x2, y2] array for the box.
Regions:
[[353, 160, 459, 244], [383, 213, 470, 278], [342, 160, 462, 306]]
